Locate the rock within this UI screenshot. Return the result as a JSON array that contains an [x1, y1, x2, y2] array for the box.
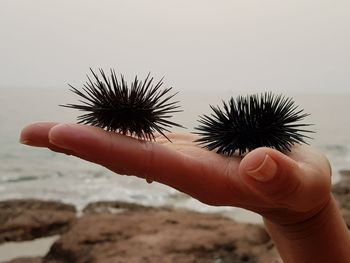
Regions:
[[332, 179, 350, 228], [1, 201, 281, 263], [3, 257, 42, 263], [0, 200, 76, 244], [339, 170, 350, 178], [42, 205, 279, 263], [82, 200, 156, 214], [4, 174, 350, 263]]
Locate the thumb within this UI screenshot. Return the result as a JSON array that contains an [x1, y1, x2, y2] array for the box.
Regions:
[[239, 146, 325, 212]]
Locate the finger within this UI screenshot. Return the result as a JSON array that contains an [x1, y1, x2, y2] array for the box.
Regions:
[[287, 145, 332, 210], [239, 146, 331, 213], [20, 122, 74, 155], [155, 132, 198, 144], [47, 123, 240, 205], [47, 123, 180, 177], [20, 122, 59, 146]]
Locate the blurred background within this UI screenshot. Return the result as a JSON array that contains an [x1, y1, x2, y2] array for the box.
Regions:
[[1, 0, 350, 93], [1, 0, 350, 223]]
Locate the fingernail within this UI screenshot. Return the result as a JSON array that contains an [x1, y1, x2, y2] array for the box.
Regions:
[[19, 139, 31, 145], [247, 154, 278, 182], [48, 123, 79, 150]]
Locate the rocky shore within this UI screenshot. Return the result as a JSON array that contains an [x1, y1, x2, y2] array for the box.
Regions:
[[1, 174, 350, 263]]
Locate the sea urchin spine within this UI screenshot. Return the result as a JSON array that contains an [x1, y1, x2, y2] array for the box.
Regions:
[[194, 92, 313, 156], [62, 68, 183, 141]]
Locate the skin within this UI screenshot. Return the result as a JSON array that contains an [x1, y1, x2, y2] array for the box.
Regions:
[[20, 122, 350, 262]]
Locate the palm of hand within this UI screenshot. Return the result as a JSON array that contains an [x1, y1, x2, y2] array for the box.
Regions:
[[161, 134, 331, 223]]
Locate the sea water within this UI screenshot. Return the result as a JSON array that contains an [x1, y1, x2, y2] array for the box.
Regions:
[[1, 88, 350, 223]]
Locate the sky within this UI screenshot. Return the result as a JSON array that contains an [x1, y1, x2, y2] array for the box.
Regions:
[[1, 0, 349, 93]]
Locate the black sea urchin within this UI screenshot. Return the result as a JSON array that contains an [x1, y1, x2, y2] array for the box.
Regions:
[[194, 92, 313, 156], [62, 68, 183, 141]]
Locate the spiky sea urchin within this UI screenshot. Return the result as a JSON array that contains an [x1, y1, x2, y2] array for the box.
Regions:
[[194, 92, 313, 156], [62, 68, 183, 141]]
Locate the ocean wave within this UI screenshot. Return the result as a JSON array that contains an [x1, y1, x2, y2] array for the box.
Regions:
[[1, 175, 40, 183], [322, 144, 350, 156]]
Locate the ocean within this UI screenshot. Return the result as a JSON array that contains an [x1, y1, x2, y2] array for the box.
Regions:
[[1, 88, 350, 223]]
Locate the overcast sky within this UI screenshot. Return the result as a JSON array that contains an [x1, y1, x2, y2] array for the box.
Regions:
[[1, 0, 349, 93]]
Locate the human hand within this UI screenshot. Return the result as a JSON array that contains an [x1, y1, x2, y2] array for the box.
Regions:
[[20, 122, 332, 226]]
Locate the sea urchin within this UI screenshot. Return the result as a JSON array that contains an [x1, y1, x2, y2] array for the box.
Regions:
[[194, 92, 313, 156], [62, 68, 183, 141]]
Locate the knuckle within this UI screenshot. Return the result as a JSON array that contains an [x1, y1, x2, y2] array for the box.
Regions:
[[139, 141, 156, 180]]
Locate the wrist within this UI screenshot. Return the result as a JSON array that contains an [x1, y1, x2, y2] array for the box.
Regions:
[[263, 195, 350, 263], [264, 194, 333, 240]]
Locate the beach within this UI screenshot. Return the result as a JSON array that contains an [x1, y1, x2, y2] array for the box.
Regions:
[[0, 173, 349, 262]]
